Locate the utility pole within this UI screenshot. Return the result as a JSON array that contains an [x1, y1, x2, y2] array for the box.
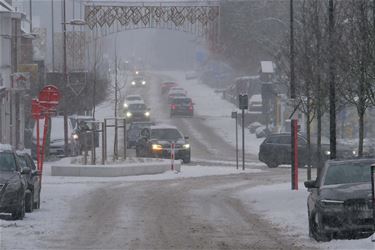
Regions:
[[114, 37, 118, 160], [29, 0, 32, 32], [328, 0, 336, 160], [290, 0, 295, 100], [63, 0, 69, 156], [51, 0, 55, 71]]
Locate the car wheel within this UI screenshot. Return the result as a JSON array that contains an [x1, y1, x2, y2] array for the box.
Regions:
[[183, 156, 191, 164], [266, 162, 278, 168], [312, 212, 331, 242], [12, 194, 25, 220], [25, 190, 34, 213]]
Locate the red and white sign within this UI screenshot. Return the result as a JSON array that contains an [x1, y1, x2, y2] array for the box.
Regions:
[[11, 72, 31, 90]]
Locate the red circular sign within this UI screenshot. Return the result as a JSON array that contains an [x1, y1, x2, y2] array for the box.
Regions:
[[38, 85, 60, 110]]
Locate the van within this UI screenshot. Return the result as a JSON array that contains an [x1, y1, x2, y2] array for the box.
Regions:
[[31, 116, 77, 158]]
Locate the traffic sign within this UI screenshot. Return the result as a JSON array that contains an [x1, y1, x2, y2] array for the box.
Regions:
[[38, 85, 60, 110]]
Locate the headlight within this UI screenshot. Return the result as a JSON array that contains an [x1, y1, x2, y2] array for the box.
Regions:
[[145, 111, 150, 117], [183, 144, 190, 149], [152, 144, 163, 151], [135, 71, 139, 75], [73, 134, 79, 140], [352, 150, 357, 156], [324, 150, 331, 156], [126, 112, 132, 118], [131, 81, 136, 85], [142, 81, 146, 85], [124, 103, 128, 108]]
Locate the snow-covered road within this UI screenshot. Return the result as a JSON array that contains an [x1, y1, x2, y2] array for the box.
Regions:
[[1, 71, 373, 249]]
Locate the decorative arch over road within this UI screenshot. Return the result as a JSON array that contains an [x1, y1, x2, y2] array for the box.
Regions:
[[84, 1, 220, 44]]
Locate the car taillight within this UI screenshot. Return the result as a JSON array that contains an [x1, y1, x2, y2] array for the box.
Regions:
[[189, 105, 193, 110], [171, 104, 176, 109]]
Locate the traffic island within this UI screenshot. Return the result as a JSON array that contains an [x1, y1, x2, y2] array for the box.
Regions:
[[51, 158, 181, 177]]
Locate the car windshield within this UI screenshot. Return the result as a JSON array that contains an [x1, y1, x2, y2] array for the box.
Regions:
[[0, 152, 16, 171], [127, 96, 141, 101], [324, 162, 372, 185], [151, 128, 183, 141], [172, 98, 191, 105], [128, 103, 146, 111]]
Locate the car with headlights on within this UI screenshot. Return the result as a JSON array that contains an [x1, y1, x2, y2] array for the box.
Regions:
[[258, 133, 357, 168], [130, 76, 146, 87], [135, 124, 191, 163], [304, 158, 375, 241], [0, 145, 28, 220], [16, 152, 41, 212], [125, 101, 151, 122]]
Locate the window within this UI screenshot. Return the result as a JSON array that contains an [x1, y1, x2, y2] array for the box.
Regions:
[[324, 162, 372, 185], [0, 152, 16, 171], [151, 129, 183, 140]]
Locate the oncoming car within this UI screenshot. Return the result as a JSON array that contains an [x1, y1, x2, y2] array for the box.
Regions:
[[130, 76, 146, 87], [125, 101, 151, 122], [135, 125, 191, 163], [304, 158, 375, 241]]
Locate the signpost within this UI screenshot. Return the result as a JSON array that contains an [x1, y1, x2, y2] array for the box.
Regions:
[[231, 111, 238, 169], [238, 94, 248, 171], [32, 85, 60, 183]]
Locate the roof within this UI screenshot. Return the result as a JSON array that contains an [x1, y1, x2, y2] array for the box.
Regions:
[[126, 94, 142, 98], [0, 144, 12, 152], [234, 75, 260, 81], [150, 124, 178, 130], [171, 96, 191, 100], [127, 100, 145, 105]]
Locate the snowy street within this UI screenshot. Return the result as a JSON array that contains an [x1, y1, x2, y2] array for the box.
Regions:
[[1, 71, 374, 249]]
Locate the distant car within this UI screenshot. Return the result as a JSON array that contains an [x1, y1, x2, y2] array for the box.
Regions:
[[161, 81, 178, 94], [70, 116, 99, 154], [170, 97, 194, 117], [135, 124, 191, 163], [130, 76, 146, 87], [0, 146, 28, 220], [125, 101, 151, 122], [123, 95, 144, 109], [16, 152, 41, 212], [258, 133, 356, 168], [248, 94, 263, 112], [127, 121, 155, 148], [305, 158, 375, 241], [167, 88, 187, 103]]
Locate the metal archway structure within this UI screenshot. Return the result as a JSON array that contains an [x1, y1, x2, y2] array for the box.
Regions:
[[83, 1, 220, 46]]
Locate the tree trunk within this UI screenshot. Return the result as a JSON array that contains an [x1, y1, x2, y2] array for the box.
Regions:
[[358, 111, 365, 157]]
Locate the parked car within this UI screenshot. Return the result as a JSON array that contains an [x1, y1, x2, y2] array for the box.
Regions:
[[258, 133, 357, 168], [125, 101, 151, 122], [130, 76, 146, 87], [16, 152, 41, 212], [123, 95, 144, 109], [135, 124, 191, 163], [161, 81, 178, 94], [304, 158, 375, 241], [127, 121, 155, 148], [170, 96, 194, 117], [0, 145, 28, 220]]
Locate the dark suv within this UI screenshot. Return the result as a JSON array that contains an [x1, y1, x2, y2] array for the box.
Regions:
[[258, 133, 356, 168], [170, 97, 194, 117], [304, 159, 375, 241], [135, 125, 191, 163], [0, 147, 29, 220]]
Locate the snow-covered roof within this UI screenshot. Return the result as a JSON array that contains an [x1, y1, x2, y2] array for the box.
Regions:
[[249, 94, 262, 102], [0, 144, 13, 152], [150, 124, 178, 130], [260, 61, 274, 74], [234, 75, 260, 81]]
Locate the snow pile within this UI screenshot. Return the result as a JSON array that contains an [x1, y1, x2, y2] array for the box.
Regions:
[[237, 183, 374, 249]]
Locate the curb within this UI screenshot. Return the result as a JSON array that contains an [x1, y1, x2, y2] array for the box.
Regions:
[[51, 160, 181, 177]]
